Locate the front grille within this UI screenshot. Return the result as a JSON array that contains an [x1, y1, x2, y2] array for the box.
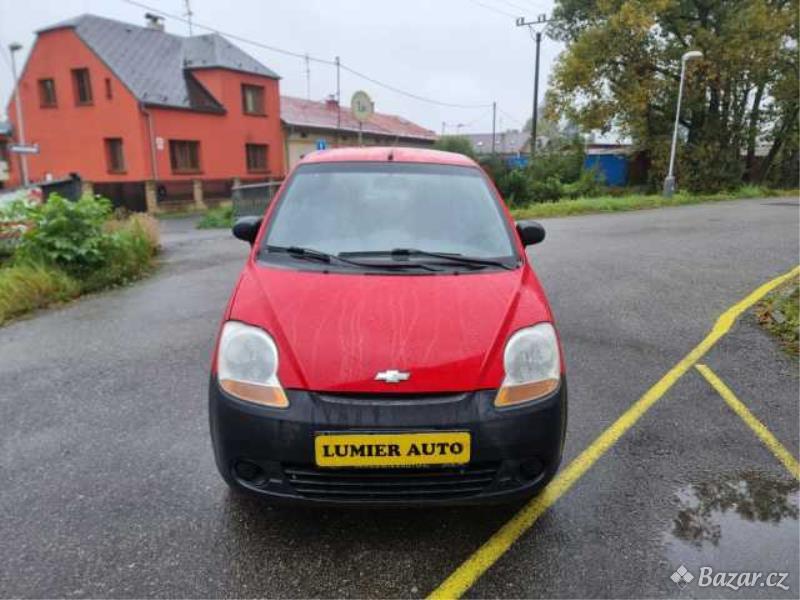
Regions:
[[283, 463, 499, 501]]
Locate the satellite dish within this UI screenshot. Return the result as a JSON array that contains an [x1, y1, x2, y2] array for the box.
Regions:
[[350, 90, 374, 123]]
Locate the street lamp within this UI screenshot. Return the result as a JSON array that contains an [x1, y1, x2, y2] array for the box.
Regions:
[[8, 42, 29, 187], [663, 50, 703, 197]]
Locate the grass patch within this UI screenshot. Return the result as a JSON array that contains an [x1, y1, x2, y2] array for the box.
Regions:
[[197, 204, 234, 229], [0, 262, 81, 324], [510, 187, 798, 220], [756, 276, 799, 357]]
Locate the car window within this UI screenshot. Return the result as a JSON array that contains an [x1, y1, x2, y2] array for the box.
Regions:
[[262, 162, 517, 260]]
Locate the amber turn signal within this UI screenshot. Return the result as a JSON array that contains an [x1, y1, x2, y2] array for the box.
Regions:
[[494, 379, 559, 407], [220, 379, 289, 408]]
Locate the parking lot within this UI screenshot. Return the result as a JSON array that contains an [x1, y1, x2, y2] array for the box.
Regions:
[[1, 196, 798, 598]]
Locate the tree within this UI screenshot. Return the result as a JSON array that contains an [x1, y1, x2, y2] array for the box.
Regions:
[[433, 135, 477, 159], [548, 0, 798, 191]]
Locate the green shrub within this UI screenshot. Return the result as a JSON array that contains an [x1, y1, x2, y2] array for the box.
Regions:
[[529, 176, 564, 203], [0, 262, 80, 324], [563, 167, 605, 199], [0, 194, 159, 324], [498, 169, 532, 206], [16, 193, 112, 278], [197, 204, 234, 229], [82, 216, 158, 292], [432, 135, 476, 159]]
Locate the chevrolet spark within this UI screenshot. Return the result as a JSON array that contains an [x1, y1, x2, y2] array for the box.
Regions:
[[209, 147, 566, 506]]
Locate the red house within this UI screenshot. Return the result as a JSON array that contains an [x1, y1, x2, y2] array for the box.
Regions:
[[4, 13, 285, 211]]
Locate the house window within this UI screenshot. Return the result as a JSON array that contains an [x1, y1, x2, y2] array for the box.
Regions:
[[72, 68, 93, 105], [105, 138, 125, 173], [241, 84, 265, 115], [245, 144, 268, 172], [169, 140, 201, 173], [38, 79, 57, 107], [105, 78, 113, 100]]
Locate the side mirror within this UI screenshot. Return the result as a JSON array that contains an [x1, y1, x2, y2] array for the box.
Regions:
[[232, 216, 262, 245], [516, 220, 546, 247]]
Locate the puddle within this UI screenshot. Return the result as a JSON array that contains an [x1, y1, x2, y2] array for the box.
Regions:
[[664, 471, 799, 593]]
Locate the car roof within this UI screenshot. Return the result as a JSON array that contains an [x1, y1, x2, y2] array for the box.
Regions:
[[298, 146, 478, 167]]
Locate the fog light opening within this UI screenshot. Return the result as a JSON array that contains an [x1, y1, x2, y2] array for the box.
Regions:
[[234, 460, 266, 485], [520, 458, 544, 480]]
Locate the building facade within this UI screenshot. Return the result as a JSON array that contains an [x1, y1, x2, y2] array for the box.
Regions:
[[281, 96, 436, 169], [4, 14, 285, 211]]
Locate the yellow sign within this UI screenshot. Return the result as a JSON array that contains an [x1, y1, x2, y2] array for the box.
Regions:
[[315, 431, 471, 468]]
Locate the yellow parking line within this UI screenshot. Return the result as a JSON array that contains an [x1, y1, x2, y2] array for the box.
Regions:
[[696, 364, 800, 479], [428, 265, 800, 600]]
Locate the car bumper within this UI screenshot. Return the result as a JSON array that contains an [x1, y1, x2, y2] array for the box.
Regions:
[[208, 377, 567, 506]]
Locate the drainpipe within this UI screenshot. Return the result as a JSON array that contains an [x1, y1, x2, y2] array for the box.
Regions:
[[141, 103, 159, 181]]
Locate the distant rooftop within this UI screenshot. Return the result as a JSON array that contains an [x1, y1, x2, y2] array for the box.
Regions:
[[463, 131, 529, 155], [37, 14, 279, 112], [281, 96, 437, 142]]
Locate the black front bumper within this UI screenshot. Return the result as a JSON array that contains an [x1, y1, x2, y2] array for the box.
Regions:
[[208, 377, 567, 506]]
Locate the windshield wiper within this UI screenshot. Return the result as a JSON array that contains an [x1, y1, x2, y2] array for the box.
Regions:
[[341, 249, 516, 270], [263, 245, 441, 271]]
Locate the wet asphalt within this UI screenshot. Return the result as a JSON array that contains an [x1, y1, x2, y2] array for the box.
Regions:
[[0, 197, 798, 598]]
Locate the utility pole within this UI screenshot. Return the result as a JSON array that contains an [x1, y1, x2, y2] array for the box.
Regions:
[[516, 14, 553, 164], [8, 42, 29, 187], [441, 121, 446, 137], [304, 53, 311, 100], [491, 101, 497, 155], [183, 0, 194, 35], [335, 56, 341, 147]]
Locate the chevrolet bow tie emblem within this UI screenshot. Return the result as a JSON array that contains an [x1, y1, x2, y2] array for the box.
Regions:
[[375, 369, 410, 383]]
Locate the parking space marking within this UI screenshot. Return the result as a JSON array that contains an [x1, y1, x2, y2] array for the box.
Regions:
[[696, 364, 799, 479], [428, 265, 800, 600]]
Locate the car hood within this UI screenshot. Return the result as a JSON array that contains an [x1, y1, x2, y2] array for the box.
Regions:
[[227, 262, 554, 393]]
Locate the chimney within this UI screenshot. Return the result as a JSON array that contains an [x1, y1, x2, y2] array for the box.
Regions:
[[145, 13, 165, 31], [325, 95, 339, 110]]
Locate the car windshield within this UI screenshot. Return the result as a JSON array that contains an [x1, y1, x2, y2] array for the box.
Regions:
[[261, 162, 518, 270]]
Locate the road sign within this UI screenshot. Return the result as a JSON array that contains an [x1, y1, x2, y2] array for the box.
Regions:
[[350, 91, 374, 123], [316, 139, 327, 151], [9, 143, 39, 155]]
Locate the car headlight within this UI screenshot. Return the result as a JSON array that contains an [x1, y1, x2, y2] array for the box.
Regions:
[[217, 321, 288, 408], [495, 323, 561, 407]]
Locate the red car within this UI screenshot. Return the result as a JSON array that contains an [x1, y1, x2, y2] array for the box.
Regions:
[[209, 147, 566, 505]]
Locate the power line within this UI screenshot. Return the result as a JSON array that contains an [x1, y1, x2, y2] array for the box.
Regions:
[[123, 0, 335, 64], [467, 0, 517, 20], [492, 0, 529, 15], [339, 64, 490, 109], [498, 107, 525, 129], [122, 0, 492, 109]]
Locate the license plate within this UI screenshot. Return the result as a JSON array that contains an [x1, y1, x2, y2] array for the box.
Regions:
[[314, 431, 471, 468]]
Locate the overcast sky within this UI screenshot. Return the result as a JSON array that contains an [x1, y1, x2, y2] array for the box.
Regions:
[[0, 0, 561, 134]]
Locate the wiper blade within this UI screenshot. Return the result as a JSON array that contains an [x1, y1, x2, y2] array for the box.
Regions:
[[264, 245, 441, 271], [341, 248, 516, 270]]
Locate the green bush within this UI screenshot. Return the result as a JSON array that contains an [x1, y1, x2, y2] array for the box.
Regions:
[[0, 262, 80, 324], [82, 217, 159, 292], [16, 193, 112, 278], [497, 169, 532, 206], [432, 135, 477, 159], [529, 176, 564, 203], [197, 204, 234, 229], [563, 167, 605, 199], [0, 194, 159, 325]]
